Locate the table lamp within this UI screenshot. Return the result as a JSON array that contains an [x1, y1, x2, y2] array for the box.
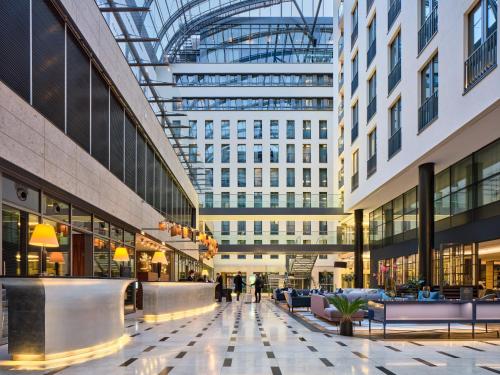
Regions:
[[113, 247, 130, 277], [48, 251, 64, 276], [29, 223, 59, 276], [151, 251, 168, 281]]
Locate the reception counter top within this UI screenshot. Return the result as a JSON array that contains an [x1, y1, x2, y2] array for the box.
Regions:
[[142, 282, 217, 322], [2, 277, 133, 361]]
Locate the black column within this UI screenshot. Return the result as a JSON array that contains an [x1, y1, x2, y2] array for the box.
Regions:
[[354, 209, 364, 288], [418, 163, 435, 286]]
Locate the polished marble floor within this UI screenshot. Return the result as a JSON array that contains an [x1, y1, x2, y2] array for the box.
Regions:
[[1, 295, 500, 374]]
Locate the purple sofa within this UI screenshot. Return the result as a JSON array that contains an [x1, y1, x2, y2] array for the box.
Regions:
[[311, 295, 364, 323]]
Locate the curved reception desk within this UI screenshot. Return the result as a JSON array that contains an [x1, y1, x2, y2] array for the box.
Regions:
[[142, 282, 217, 322], [2, 278, 133, 361]]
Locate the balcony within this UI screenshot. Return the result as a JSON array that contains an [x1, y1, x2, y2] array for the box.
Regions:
[[338, 169, 345, 189], [338, 136, 344, 155], [351, 122, 359, 143], [351, 22, 358, 48], [388, 60, 401, 94], [338, 102, 344, 122], [367, 96, 377, 122], [367, 0, 374, 14], [388, 128, 401, 158], [388, 0, 401, 31], [351, 73, 358, 94], [367, 154, 377, 177], [464, 31, 497, 93], [351, 172, 359, 192], [418, 90, 438, 131], [418, 5, 438, 53], [367, 40, 376, 67]]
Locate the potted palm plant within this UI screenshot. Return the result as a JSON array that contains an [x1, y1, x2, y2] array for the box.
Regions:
[[328, 296, 365, 336]]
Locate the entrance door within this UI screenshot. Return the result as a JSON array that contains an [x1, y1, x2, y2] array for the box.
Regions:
[[72, 231, 92, 276]]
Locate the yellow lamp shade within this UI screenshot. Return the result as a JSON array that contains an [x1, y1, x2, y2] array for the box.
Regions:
[[113, 247, 130, 262], [48, 251, 64, 263], [29, 223, 59, 248], [201, 269, 209, 276], [151, 251, 169, 265]]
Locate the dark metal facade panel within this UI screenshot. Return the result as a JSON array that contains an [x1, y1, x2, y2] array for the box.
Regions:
[[91, 64, 110, 168], [0, 0, 30, 101], [146, 144, 154, 206], [136, 133, 146, 199], [124, 113, 136, 191], [109, 93, 124, 181]]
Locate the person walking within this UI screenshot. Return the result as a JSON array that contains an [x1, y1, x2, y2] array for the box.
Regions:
[[252, 273, 264, 303], [233, 271, 246, 301], [215, 273, 223, 302]]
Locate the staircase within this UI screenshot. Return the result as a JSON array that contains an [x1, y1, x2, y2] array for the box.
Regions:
[[287, 255, 318, 279]]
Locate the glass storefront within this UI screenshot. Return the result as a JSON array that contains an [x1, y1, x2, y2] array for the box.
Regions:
[[377, 254, 418, 286]]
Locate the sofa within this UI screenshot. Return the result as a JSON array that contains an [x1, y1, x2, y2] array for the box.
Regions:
[[311, 295, 364, 323], [272, 288, 286, 303], [284, 291, 311, 312], [340, 288, 382, 302]]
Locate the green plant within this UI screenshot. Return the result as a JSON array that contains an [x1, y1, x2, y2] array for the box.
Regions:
[[327, 296, 365, 323]]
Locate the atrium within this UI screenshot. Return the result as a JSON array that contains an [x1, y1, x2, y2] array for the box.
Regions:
[[0, 0, 499, 374]]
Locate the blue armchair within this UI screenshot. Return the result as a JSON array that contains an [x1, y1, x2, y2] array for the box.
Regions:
[[273, 288, 286, 303], [284, 291, 311, 312]]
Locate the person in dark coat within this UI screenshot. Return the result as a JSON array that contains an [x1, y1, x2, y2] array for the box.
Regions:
[[215, 273, 223, 302], [233, 271, 246, 301], [251, 273, 264, 303]]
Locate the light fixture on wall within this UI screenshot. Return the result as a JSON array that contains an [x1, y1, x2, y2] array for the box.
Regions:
[[30, 223, 59, 276]]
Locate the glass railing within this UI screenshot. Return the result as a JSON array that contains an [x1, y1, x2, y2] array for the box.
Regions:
[[338, 71, 344, 91], [351, 122, 359, 143], [338, 169, 344, 189], [214, 230, 355, 246], [388, 60, 401, 94], [338, 136, 344, 155], [464, 31, 497, 92], [338, 1, 344, 25], [388, 0, 401, 31], [200, 193, 343, 209], [351, 22, 358, 48], [367, 154, 377, 177], [367, 96, 377, 122], [418, 5, 438, 53], [338, 102, 344, 122], [351, 172, 359, 192], [367, 40, 376, 67], [338, 36, 344, 57], [351, 73, 358, 94], [418, 90, 438, 131], [388, 128, 402, 158], [367, 0, 374, 13]]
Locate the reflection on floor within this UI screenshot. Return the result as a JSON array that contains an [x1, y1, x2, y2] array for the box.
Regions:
[[1, 294, 500, 374]]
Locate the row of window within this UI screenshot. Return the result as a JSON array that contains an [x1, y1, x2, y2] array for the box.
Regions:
[[173, 73, 333, 87], [172, 98, 333, 111], [204, 168, 329, 188], [200, 144, 328, 164], [204, 192, 331, 208], [220, 221, 330, 236], [190, 119, 329, 140], [220, 254, 281, 260]]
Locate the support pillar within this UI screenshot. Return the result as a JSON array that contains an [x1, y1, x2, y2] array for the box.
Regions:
[[418, 163, 435, 286], [354, 209, 364, 288]]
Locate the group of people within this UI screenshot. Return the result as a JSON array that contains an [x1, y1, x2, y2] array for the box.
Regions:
[[215, 271, 264, 303], [184, 270, 210, 282]]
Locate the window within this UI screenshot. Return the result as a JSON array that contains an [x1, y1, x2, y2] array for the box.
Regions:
[[319, 192, 328, 208], [287, 168, 295, 187], [221, 254, 230, 260], [419, 54, 439, 130], [367, 15, 377, 66], [303, 120, 312, 139], [254, 120, 263, 139], [237, 254, 247, 260], [477, 140, 500, 206], [254, 221, 263, 235], [368, 128, 377, 176], [389, 98, 402, 158], [319, 221, 328, 235], [286, 221, 295, 235], [303, 168, 311, 187], [270, 120, 279, 139], [237, 221, 246, 235], [254, 144, 263, 163], [286, 144, 295, 163], [205, 120, 213, 139], [287, 192, 295, 208], [367, 72, 377, 121], [221, 221, 230, 235], [270, 168, 279, 187], [319, 144, 328, 163], [221, 120, 230, 139], [238, 192, 246, 207], [189, 144, 197, 162], [469, 0, 497, 54], [351, 52, 359, 93], [204, 192, 213, 208], [254, 254, 263, 259], [254, 192, 263, 208], [237, 120, 246, 139], [352, 150, 359, 190], [205, 168, 213, 187], [237, 144, 246, 163], [351, 2, 359, 45], [319, 254, 328, 260], [270, 255, 279, 260], [205, 144, 214, 163], [189, 120, 197, 138], [319, 168, 328, 187], [221, 168, 230, 187], [270, 192, 279, 208], [270, 145, 279, 163], [303, 144, 312, 163], [319, 120, 328, 139], [221, 144, 230, 163], [238, 168, 246, 187], [270, 221, 279, 235], [254, 168, 263, 187], [221, 192, 230, 208], [352, 101, 359, 142], [389, 32, 402, 93], [287, 120, 295, 139], [303, 221, 312, 235]]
